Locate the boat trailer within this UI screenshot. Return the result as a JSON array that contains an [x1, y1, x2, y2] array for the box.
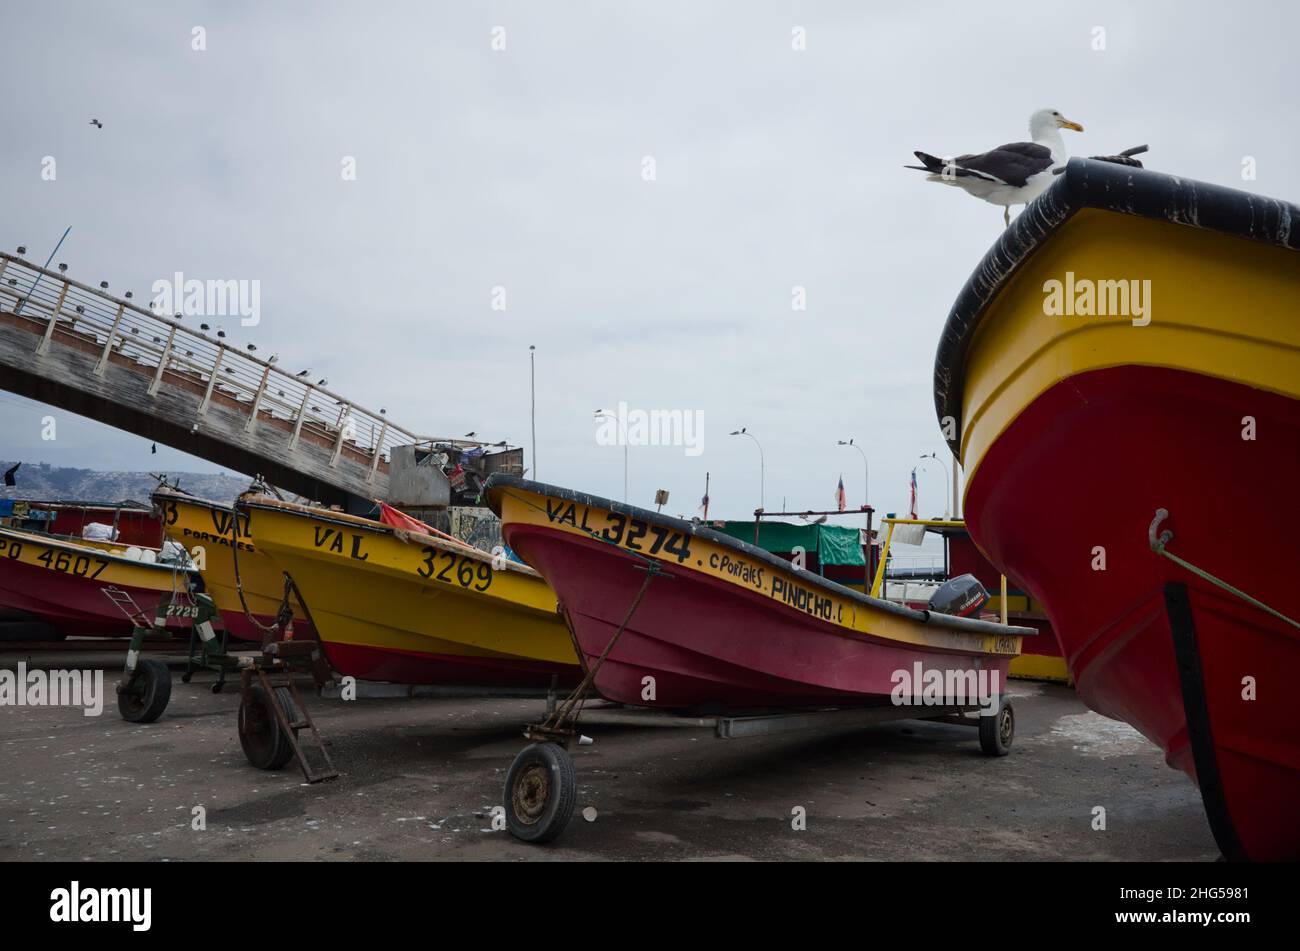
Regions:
[[501, 562, 1015, 844], [108, 584, 338, 783]]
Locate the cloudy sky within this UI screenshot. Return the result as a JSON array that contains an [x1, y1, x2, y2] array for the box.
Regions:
[[2, 0, 1295, 520]]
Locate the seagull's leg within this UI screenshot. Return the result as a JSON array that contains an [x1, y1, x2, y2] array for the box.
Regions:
[[1003, 206, 1011, 227]]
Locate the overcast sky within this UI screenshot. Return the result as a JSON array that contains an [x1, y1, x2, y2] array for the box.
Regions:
[[2, 0, 1296, 520]]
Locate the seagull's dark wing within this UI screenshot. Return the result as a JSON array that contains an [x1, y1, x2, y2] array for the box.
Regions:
[[951, 142, 1054, 187]]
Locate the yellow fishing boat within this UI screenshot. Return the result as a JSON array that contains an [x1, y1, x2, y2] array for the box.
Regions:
[[936, 157, 1300, 860], [238, 496, 580, 685], [0, 525, 196, 636], [152, 487, 300, 642]]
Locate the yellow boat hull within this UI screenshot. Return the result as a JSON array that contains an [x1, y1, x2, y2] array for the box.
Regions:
[[241, 498, 579, 685], [153, 489, 295, 641]]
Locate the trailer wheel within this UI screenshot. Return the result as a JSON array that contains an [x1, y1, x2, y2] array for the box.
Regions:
[[239, 684, 298, 770], [980, 698, 1014, 756], [504, 742, 576, 843], [117, 659, 172, 723]]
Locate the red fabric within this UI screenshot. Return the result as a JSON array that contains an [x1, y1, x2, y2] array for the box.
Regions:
[[378, 502, 436, 535]]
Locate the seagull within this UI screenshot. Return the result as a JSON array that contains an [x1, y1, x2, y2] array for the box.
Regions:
[[907, 109, 1084, 226], [89, 119, 103, 129]]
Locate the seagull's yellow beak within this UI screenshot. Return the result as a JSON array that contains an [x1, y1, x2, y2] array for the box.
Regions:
[[1059, 117, 1084, 132]]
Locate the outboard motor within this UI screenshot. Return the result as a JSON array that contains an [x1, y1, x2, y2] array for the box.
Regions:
[[927, 573, 990, 618]]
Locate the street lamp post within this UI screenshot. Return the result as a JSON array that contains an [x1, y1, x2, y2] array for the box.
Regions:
[[919, 451, 953, 518], [730, 428, 765, 510], [838, 438, 873, 590], [529, 345, 537, 479], [595, 409, 628, 503], [836, 439, 869, 510]]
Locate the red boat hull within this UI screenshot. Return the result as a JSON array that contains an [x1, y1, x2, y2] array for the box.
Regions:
[[0, 557, 185, 637], [213, 608, 316, 644], [966, 365, 1300, 861], [321, 642, 577, 687], [504, 522, 1012, 710]]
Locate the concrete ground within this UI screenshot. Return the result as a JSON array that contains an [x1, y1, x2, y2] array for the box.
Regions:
[[0, 649, 1220, 861]]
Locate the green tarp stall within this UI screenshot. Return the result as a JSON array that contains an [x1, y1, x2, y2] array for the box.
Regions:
[[711, 520, 865, 571]]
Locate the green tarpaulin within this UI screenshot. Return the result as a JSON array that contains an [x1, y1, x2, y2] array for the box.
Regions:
[[711, 520, 864, 567]]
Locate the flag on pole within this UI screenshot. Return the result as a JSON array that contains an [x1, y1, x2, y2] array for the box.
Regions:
[[835, 474, 846, 512], [908, 468, 919, 519]]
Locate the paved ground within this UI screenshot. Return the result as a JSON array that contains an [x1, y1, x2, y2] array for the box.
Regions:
[[0, 650, 1219, 861]]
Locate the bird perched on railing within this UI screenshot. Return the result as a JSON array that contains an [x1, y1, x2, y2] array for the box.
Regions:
[[907, 108, 1085, 226]]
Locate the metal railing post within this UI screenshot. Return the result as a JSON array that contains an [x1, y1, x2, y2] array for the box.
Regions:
[[289, 388, 312, 449], [35, 280, 70, 355], [198, 344, 225, 415], [367, 421, 389, 481], [330, 404, 353, 467], [93, 302, 127, 376], [245, 364, 272, 433], [149, 325, 178, 395]]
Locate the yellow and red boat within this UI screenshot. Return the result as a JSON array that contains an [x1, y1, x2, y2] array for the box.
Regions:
[[0, 525, 197, 636], [238, 496, 580, 685], [936, 157, 1300, 860], [485, 475, 1034, 710], [152, 487, 306, 643]]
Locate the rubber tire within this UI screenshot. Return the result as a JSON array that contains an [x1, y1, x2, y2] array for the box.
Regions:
[[239, 684, 299, 771], [117, 659, 173, 723], [504, 742, 577, 844], [980, 698, 1014, 756]]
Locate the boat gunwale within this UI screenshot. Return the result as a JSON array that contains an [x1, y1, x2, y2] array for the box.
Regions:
[[933, 157, 1300, 455], [484, 473, 1036, 640], [0, 523, 192, 574], [236, 494, 543, 579]]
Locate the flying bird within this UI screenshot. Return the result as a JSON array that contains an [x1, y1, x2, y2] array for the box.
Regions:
[[89, 119, 103, 129], [464, 431, 476, 438], [907, 109, 1084, 226]]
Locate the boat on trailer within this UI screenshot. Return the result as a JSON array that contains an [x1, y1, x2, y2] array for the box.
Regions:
[[485, 474, 1036, 842], [935, 157, 1300, 861], [0, 524, 197, 637], [152, 486, 313, 643], [238, 496, 580, 687], [488, 475, 1033, 710]]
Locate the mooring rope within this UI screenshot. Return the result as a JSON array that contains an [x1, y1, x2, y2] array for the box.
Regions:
[[1149, 508, 1300, 631], [229, 510, 296, 642]]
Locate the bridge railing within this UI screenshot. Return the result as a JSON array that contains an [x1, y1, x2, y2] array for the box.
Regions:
[[0, 251, 419, 479]]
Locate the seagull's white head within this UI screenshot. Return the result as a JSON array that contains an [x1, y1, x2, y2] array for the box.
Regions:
[[1031, 109, 1084, 138]]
